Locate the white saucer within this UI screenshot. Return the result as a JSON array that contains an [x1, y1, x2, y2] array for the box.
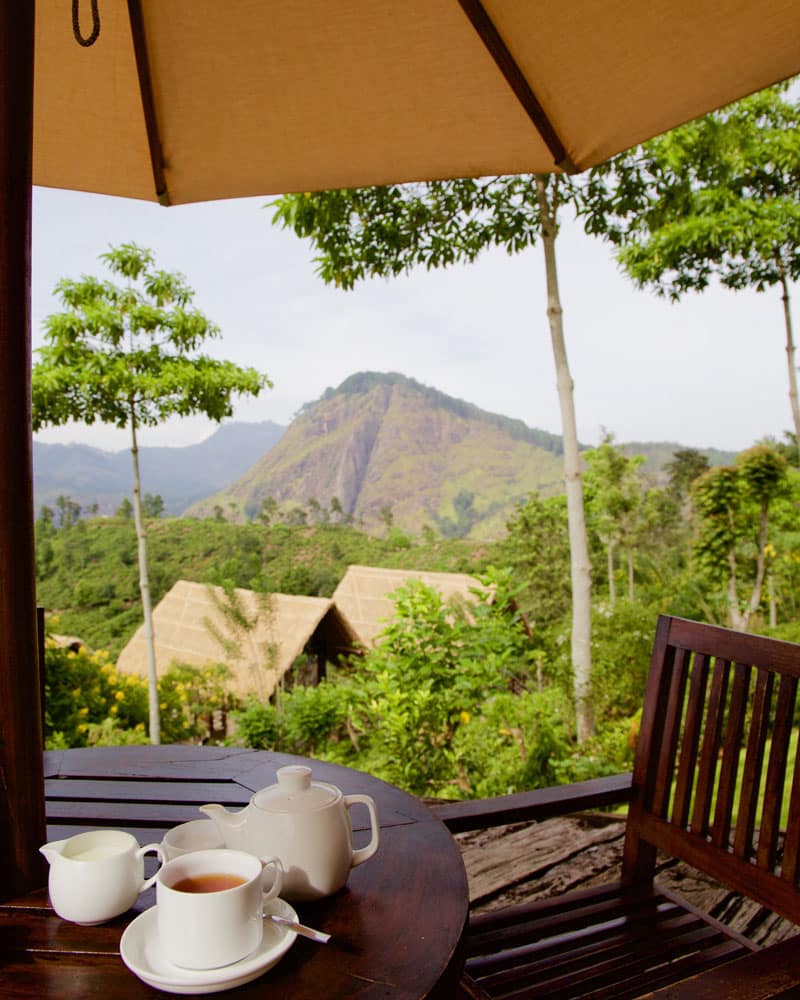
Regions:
[[119, 898, 298, 995]]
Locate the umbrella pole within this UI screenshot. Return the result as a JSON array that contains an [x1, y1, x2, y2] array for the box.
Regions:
[[0, 0, 47, 898]]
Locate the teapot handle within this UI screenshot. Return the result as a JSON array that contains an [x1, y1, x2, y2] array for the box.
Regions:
[[344, 794, 380, 868]]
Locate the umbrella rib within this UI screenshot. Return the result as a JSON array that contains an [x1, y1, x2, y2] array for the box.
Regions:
[[456, 0, 578, 174], [127, 0, 170, 206]]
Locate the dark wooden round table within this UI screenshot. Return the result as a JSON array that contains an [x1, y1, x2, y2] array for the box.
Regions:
[[0, 746, 469, 998]]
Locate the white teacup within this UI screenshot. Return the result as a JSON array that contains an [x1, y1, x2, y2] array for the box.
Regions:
[[40, 829, 164, 925], [162, 819, 225, 860], [155, 848, 283, 970]]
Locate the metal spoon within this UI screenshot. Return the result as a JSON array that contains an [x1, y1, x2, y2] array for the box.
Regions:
[[268, 913, 331, 944]]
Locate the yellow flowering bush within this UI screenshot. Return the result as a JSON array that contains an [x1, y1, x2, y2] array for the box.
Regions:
[[42, 644, 214, 746]]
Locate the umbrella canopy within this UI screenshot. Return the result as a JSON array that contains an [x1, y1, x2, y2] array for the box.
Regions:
[[35, 0, 800, 206]]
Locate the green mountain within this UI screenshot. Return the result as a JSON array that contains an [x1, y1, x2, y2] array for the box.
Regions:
[[33, 420, 286, 516], [186, 373, 568, 538]]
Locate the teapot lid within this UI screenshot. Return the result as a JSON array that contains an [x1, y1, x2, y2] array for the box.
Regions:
[[252, 765, 339, 813]]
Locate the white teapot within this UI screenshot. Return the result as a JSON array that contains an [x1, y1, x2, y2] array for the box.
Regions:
[[200, 765, 379, 900]]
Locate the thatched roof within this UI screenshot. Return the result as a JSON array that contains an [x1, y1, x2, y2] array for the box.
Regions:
[[332, 564, 484, 648], [115, 580, 359, 698]]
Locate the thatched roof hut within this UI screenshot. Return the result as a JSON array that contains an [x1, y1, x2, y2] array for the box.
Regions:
[[332, 564, 485, 648], [116, 580, 359, 699]]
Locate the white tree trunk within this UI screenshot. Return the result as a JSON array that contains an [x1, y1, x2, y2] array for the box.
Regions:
[[536, 176, 594, 743], [130, 410, 160, 744], [779, 270, 800, 454]]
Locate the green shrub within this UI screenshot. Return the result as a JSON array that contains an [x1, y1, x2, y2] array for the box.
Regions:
[[44, 645, 149, 747], [233, 700, 281, 749], [43, 644, 238, 747], [452, 689, 574, 798]]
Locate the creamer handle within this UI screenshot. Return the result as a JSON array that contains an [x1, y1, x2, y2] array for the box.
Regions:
[[136, 842, 165, 892], [344, 794, 380, 867]]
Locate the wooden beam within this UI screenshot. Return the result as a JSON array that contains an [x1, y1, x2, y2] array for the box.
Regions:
[[127, 0, 170, 205], [457, 0, 578, 174], [0, 0, 47, 898]]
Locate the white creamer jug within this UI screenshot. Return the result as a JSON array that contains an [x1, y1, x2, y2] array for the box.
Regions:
[[40, 829, 163, 925]]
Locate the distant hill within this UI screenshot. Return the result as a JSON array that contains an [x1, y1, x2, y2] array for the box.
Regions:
[[34, 374, 739, 537], [33, 420, 286, 516], [187, 371, 733, 539]]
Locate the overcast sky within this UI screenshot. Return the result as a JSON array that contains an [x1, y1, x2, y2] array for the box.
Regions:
[[31, 184, 795, 456]]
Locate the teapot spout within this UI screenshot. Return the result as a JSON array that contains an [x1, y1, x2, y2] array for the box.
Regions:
[[199, 803, 248, 848], [39, 839, 69, 866]]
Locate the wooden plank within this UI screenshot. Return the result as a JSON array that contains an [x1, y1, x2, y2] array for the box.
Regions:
[[643, 933, 800, 999], [431, 772, 633, 833], [690, 655, 730, 837], [45, 778, 249, 805], [653, 645, 691, 818], [779, 735, 800, 886], [673, 651, 711, 828], [734, 669, 774, 860], [638, 812, 800, 926], [757, 674, 797, 871], [622, 616, 676, 883], [712, 661, 751, 848], [667, 618, 800, 678], [459, 816, 625, 905]]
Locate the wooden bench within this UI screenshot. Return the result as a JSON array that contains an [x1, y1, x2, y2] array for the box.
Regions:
[[431, 615, 800, 999]]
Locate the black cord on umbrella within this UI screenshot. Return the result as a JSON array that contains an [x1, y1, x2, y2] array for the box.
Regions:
[[72, 0, 101, 47]]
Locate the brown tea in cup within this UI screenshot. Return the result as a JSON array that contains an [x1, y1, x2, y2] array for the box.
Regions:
[[170, 873, 246, 893]]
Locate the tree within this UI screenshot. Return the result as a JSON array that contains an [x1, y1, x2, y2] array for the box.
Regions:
[[55, 494, 81, 529], [141, 493, 165, 518], [116, 497, 133, 519], [258, 496, 279, 526], [32, 243, 270, 743], [584, 84, 800, 453], [665, 448, 711, 502], [583, 435, 644, 605], [692, 445, 789, 630], [498, 493, 571, 629], [273, 174, 595, 741]]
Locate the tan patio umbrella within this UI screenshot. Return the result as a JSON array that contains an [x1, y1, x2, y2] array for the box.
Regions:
[[33, 0, 800, 205], [3, 0, 800, 896]]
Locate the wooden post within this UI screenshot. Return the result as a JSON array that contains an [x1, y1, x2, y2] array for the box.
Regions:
[[0, 0, 47, 898]]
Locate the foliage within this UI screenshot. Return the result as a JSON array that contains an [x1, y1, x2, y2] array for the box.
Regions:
[[665, 448, 711, 501], [583, 83, 800, 448], [496, 492, 571, 627], [158, 662, 240, 743], [33, 243, 271, 743], [451, 688, 573, 797], [583, 84, 800, 295], [588, 602, 660, 721], [42, 640, 238, 748], [43, 644, 149, 749], [583, 435, 645, 602], [272, 177, 581, 287], [692, 445, 791, 628], [32, 244, 270, 431], [234, 571, 542, 797]]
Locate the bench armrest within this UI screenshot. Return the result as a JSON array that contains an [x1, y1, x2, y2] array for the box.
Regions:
[[427, 772, 633, 833]]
